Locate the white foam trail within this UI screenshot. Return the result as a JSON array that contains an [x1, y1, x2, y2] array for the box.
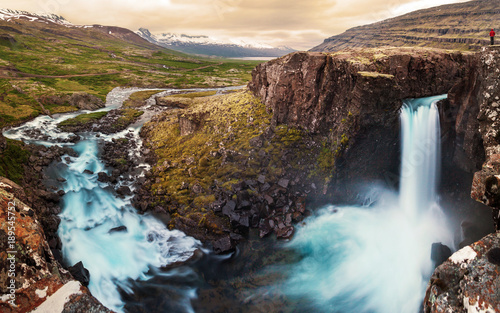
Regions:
[[283, 95, 452, 313], [2, 87, 229, 311]]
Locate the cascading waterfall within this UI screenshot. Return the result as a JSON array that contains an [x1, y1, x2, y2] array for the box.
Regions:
[[282, 95, 453, 313], [52, 139, 201, 311]]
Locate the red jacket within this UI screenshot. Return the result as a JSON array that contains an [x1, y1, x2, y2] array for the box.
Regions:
[[491, 30, 496, 37]]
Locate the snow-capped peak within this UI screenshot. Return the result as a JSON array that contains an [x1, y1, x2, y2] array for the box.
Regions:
[[137, 28, 276, 49], [0, 9, 72, 26]]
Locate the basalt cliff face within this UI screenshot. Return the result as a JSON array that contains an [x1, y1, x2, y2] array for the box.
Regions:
[[424, 47, 500, 313], [249, 48, 481, 197]]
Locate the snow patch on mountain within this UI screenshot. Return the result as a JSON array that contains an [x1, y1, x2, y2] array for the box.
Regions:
[[0, 9, 72, 26], [136, 28, 295, 57]]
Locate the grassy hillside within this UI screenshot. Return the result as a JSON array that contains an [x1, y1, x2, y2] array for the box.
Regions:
[[0, 15, 261, 128], [312, 0, 500, 52]]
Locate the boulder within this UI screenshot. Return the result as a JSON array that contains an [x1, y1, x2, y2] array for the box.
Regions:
[[424, 232, 500, 313], [212, 236, 233, 254], [69, 93, 105, 111], [68, 261, 90, 287]]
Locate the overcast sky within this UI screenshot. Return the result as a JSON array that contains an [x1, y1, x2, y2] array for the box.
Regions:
[[2, 0, 470, 50]]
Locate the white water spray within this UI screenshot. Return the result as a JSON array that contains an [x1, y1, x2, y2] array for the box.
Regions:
[[283, 95, 452, 313]]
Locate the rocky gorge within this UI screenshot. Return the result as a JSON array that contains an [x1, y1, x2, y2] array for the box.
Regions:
[[248, 46, 500, 311], [2, 45, 500, 312]]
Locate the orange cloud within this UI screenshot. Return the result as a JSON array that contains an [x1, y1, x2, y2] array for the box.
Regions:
[[0, 0, 470, 50]]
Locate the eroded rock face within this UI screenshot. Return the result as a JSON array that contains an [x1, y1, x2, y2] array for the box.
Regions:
[[424, 232, 500, 313], [249, 48, 476, 200], [0, 183, 110, 312], [69, 93, 105, 111], [249, 49, 473, 134], [38, 93, 105, 111], [470, 47, 500, 229]]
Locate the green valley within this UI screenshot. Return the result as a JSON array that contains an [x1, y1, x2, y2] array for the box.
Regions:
[[0, 17, 261, 128]]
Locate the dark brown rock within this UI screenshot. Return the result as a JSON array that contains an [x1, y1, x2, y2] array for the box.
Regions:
[[212, 236, 233, 254], [69, 93, 105, 110], [68, 261, 90, 287]]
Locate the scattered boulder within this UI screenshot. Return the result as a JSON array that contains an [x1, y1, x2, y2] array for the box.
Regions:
[[116, 185, 131, 196], [431, 243, 452, 266], [97, 172, 109, 183], [109, 225, 127, 233], [212, 236, 233, 254], [68, 261, 90, 287]]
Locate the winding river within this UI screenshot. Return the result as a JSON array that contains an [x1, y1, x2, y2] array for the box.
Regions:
[[3, 90, 493, 312]]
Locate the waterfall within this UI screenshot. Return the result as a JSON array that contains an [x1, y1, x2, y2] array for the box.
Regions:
[[281, 95, 452, 313], [399, 96, 442, 217]]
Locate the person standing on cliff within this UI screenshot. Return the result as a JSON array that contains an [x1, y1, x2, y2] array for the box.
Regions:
[[491, 29, 496, 45]]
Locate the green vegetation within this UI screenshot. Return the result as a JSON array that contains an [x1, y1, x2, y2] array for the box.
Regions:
[[358, 71, 395, 79], [145, 91, 273, 209], [0, 139, 30, 184], [156, 90, 219, 108], [115, 109, 144, 129], [0, 18, 263, 128], [171, 91, 218, 99], [57, 111, 108, 128], [123, 90, 163, 107], [143, 90, 338, 229]]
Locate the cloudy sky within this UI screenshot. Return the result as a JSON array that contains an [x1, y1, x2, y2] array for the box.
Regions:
[[3, 0, 470, 49]]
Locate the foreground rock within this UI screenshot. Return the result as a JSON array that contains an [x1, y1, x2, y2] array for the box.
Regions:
[[470, 47, 500, 230], [0, 183, 110, 312], [424, 46, 500, 311], [424, 232, 500, 313]]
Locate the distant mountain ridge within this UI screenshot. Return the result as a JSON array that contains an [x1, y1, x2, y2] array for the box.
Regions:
[[0, 8, 72, 26], [0, 8, 156, 48], [137, 28, 296, 58], [311, 0, 500, 52]]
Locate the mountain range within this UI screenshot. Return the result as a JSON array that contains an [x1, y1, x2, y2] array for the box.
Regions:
[[311, 0, 500, 52], [136, 28, 296, 58]]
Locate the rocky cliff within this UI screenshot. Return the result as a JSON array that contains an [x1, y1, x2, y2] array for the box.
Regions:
[[424, 232, 500, 313], [0, 181, 110, 312], [249, 48, 480, 198], [471, 47, 500, 228], [423, 46, 500, 313], [311, 0, 500, 52]]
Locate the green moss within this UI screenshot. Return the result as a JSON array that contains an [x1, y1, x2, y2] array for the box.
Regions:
[[171, 91, 217, 99], [57, 111, 108, 127], [0, 139, 30, 184], [123, 90, 162, 108], [341, 133, 349, 146], [114, 158, 127, 166], [358, 71, 395, 79], [115, 109, 144, 128], [192, 194, 216, 208]]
